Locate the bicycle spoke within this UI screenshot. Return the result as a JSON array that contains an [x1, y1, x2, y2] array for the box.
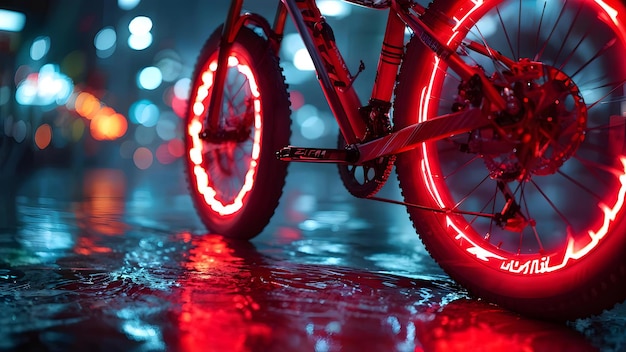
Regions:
[[462, 192, 500, 222], [442, 154, 483, 180], [572, 39, 618, 81], [395, 0, 626, 319], [551, 2, 586, 65], [529, 178, 576, 230], [557, 31, 590, 72], [452, 173, 493, 212], [585, 78, 626, 110], [534, 0, 567, 61], [572, 154, 625, 180], [495, 6, 517, 61], [534, 1, 547, 58], [556, 169, 605, 203], [516, 0, 521, 59]]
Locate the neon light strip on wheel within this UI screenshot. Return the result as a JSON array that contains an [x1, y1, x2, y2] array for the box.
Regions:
[[188, 55, 262, 216], [418, 3, 626, 273]]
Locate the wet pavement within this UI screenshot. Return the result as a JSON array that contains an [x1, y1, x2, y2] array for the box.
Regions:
[[1, 162, 626, 352]]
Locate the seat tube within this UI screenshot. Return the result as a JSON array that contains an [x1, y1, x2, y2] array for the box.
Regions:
[[370, 10, 405, 103]]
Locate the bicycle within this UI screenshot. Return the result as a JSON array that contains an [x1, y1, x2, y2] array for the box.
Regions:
[[183, 0, 626, 321]]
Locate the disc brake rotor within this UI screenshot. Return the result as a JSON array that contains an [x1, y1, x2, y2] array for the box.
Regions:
[[471, 61, 587, 182]]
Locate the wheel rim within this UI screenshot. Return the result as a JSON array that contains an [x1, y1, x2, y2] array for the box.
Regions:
[[186, 51, 262, 216], [419, 0, 626, 274]]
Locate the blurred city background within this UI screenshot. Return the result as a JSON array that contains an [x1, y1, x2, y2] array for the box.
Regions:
[[0, 0, 417, 234], [0, 0, 398, 180]]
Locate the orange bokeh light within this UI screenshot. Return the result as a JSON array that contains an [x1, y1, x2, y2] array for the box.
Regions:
[[74, 92, 101, 120], [90, 109, 128, 141], [69, 91, 128, 141], [34, 124, 52, 150]]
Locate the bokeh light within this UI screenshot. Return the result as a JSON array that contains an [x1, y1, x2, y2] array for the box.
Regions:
[[74, 92, 100, 119], [300, 115, 326, 140], [293, 48, 315, 71], [129, 16, 152, 34], [95, 26, 117, 58], [118, 0, 141, 10], [170, 94, 187, 118], [130, 99, 160, 127], [167, 138, 184, 158], [128, 16, 153, 50], [281, 33, 305, 59], [90, 107, 128, 141], [155, 142, 176, 164], [0, 9, 25, 32], [34, 124, 52, 149], [155, 49, 183, 82], [318, 0, 352, 18], [30, 36, 50, 61], [156, 114, 177, 141], [68, 91, 128, 141], [14, 65, 31, 85], [173, 77, 190, 98], [133, 147, 153, 169], [12, 120, 27, 143], [15, 64, 73, 106], [295, 104, 327, 140], [295, 104, 319, 125], [137, 66, 163, 90]]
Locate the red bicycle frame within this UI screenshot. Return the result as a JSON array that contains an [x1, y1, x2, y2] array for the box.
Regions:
[[207, 0, 508, 164]]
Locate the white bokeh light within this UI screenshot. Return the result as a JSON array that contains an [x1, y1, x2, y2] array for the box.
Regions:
[[318, 0, 352, 18], [137, 66, 163, 90], [293, 48, 315, 71], [129, 16, 152, 34], [128, 16, 153, 50]]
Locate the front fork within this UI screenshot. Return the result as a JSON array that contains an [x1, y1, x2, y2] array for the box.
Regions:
[[203, 0, 244, 135], [202, 0, 287, 138]]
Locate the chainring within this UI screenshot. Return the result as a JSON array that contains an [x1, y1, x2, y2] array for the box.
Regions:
[[337, 134, 395, 198]]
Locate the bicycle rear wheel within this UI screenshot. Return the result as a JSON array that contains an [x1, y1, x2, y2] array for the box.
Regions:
[[394, 0, 626, 320], [184, 26, 291, 239]]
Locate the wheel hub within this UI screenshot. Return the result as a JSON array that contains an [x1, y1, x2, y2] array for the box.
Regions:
[[470, 60, 587, 182]]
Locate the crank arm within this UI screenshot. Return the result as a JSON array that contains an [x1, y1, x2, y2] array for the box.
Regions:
[[277, 146, 358, 163], [355, 108, 490, 163]]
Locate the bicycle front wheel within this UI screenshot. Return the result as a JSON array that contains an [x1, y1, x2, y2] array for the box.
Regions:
[[394, 0, 626, 320], [184, 26, 291, 239]]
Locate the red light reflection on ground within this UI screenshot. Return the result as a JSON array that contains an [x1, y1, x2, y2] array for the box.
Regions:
[[169, 234, 595, 351], [176, 235, 273, 352]]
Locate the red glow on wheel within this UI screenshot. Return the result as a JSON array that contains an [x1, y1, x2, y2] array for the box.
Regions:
[[187, 54, 262, 216], [416, 0, 626, 275]]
